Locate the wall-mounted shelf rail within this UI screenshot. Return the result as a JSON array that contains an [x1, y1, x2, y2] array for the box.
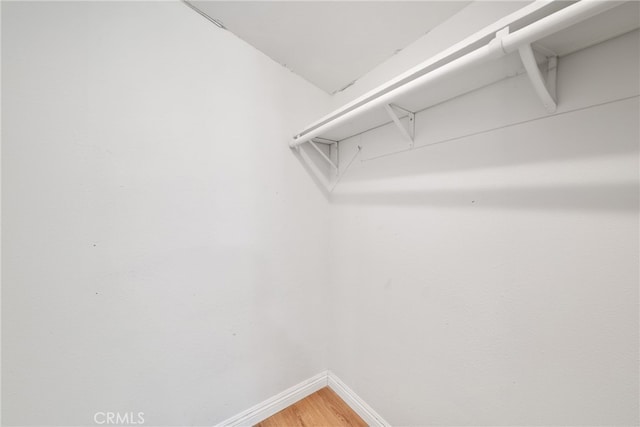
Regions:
[[290, 0, 638, 161]]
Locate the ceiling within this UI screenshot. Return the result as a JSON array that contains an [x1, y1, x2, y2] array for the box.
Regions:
[[187, 1, 471, 94]]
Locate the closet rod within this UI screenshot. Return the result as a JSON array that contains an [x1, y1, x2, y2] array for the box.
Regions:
[[290, 0, 622, 148]]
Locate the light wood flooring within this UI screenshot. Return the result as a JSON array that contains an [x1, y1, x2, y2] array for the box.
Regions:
[[254, 387, 367, 427]]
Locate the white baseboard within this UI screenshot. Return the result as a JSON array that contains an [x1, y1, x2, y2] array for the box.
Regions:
[[327, 370, 390, 427], [214, 370, 389, 427], [215, 371, 328, 426]]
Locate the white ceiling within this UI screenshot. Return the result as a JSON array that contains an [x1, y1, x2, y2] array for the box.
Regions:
[[188, 1, 471, 94]]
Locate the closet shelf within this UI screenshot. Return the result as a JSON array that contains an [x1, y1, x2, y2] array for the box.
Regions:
[[290, 0, 639, 152]]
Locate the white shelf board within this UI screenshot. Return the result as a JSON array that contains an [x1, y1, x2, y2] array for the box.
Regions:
[[320, 50, 527, 142]]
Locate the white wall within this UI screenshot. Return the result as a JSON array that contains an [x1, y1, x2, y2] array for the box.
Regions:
[[1, 2, 331, 425], [328, 30, 639, 426]]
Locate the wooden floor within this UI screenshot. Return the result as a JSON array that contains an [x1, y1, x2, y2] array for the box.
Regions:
[[254, 387, 367, 427]]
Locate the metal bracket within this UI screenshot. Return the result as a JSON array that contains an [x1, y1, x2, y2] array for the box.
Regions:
[[308, 137, 338, 171], [330, 142, 338, 171], [384, 103, 415, 147], [518, 43, 558, 113], [309, 139, 338, 170]]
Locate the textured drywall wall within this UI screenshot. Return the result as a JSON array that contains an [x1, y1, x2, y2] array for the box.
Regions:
[[328, 30, 639, 426], [1, 2, 331, 425]]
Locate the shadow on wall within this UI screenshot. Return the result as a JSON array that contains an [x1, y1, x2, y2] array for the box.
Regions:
[[328, 95, 639, 212], [331, 182, 639, 212]]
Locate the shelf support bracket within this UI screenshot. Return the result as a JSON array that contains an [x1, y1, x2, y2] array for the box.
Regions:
[[384, 103, 415, 147], [518, 43, 557, 113], [309, 139, 338, 170]]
